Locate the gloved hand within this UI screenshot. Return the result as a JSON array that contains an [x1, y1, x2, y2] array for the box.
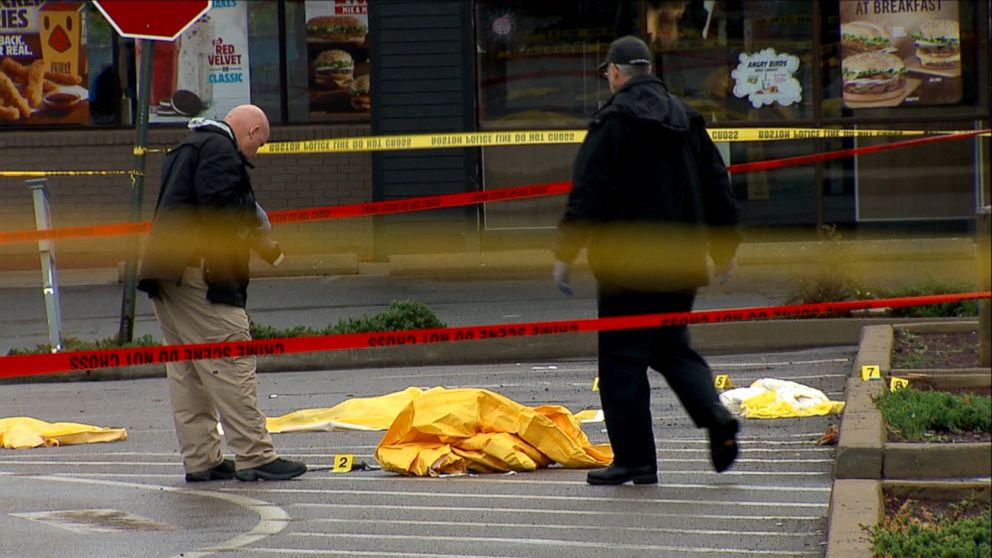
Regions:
[[249, 203, 284, 267], [254, 202, 272, 234], [713, 257, 736, 286], [553, 260, 573, 295]]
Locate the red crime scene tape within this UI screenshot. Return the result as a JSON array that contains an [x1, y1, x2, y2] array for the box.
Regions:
[[1, 292, 987, 380]]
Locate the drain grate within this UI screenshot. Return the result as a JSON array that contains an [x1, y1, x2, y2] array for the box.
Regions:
[[11, 509, 174, 533]]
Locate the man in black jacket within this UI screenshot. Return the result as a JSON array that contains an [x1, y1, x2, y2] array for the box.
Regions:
[[553, 36, 741, 485], [138, 104, 305, 482]]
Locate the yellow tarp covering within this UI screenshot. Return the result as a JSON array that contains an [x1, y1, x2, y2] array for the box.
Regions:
[[373, 387, 612, 476], [719, 378, 846, 419], [0, 417, 128, 449], [267, 387, 424, 433]]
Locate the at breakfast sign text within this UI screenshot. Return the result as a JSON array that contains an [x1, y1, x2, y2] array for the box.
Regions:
[[856, 1, 946, 15], [335, 0, 367, 16]]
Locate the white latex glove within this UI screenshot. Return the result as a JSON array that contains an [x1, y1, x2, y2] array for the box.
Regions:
[[254, 202, 272, 234], [713, 257, 737, 286], [553, 260, 573, 295]]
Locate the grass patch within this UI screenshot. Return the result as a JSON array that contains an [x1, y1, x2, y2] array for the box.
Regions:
[[869, 497, 991, 558], [7, 334, 160, 355], [8, 301, 445, 354], [875, 386, 992, 441]]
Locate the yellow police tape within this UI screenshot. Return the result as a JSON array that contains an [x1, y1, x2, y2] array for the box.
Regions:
[[2, 128, 986, 177], [257, 128, 985, 155]]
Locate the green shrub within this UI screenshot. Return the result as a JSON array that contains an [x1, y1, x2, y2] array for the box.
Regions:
[[879, 279, 980, 318], [7, 334, 160, 356], [251, 300, 445, 338], [869, 499, 991, 558], [876, 387, 992, 441]]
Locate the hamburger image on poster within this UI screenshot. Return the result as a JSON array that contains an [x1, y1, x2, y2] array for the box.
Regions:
[[307, 15, 367, 45], [312, 49, 354, 90], [913, 18, 960, 69], [842, 51, 908, 104], [840, 21, 891, 56]]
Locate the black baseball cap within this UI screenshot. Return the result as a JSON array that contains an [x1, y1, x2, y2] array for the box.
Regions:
[[597, 35, 653, 72]]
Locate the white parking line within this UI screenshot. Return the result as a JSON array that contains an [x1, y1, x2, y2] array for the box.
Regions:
[[234, 488, 828, 509], [293, 502, 825, 521], [284, 532, 821, 556]]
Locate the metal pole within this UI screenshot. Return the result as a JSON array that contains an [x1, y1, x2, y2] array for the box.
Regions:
[[118, 39, 155, 344], [979, 205, 990, 367], [27, 178, 63, 352]]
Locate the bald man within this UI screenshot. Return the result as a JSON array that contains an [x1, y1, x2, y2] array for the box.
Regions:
[[139, 105, 306, 482]]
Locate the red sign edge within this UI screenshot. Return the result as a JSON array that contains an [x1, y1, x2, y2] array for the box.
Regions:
[[92, 0, 211, 41]]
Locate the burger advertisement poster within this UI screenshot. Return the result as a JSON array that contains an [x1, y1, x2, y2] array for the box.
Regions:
[[138, 1, 251, 124], [0, 0, 90, 126], [305, 0, 369, 119], [840, 0, 961, 108]]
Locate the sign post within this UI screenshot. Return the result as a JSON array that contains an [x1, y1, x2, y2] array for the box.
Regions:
[[92, 0, 210, 343]]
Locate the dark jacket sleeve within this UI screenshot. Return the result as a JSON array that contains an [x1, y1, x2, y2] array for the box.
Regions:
[[554, 115, 625, 263], [195, 135, 256, 222], [690, 118, 741, 265]]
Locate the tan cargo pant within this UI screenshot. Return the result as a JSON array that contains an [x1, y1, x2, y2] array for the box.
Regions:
[[151, 265, 276, 473]]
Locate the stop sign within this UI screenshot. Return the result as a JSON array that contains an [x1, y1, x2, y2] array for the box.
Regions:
[[93, 0, 210, 41]]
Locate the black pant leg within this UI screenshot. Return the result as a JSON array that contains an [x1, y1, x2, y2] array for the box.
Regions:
[[597, 288, 658, 468]]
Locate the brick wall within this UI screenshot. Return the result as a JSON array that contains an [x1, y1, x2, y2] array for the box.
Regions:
[[0, 124, 373, 271]]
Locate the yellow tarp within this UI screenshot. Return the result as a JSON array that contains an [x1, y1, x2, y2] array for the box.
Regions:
[[373, 387, 612, 476], [0, 417, 128, 449], [267, 386, 424, 433], [719, 378, 846, 419]]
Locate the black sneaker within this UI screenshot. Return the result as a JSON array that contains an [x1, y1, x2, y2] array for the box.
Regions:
[[235, 457, 307, 481], [587, 464, 658, 485], [185, 458, 236, 482]]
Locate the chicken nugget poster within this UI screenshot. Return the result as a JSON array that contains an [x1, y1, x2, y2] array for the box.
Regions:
[[0, 0, 90, 126], [305, 0, 370, 120], [840, 0, 961, 109]]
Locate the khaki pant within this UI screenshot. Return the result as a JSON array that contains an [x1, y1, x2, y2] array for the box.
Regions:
[[151, 266, 275, 473]]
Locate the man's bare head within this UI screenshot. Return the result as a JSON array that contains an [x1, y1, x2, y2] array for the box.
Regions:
[[224, 104, 270, 159]]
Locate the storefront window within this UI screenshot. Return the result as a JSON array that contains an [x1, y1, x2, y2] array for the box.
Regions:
[[649, 0, 815, 123], [248, 0, 282, 122], [475, 0, 635, 129]]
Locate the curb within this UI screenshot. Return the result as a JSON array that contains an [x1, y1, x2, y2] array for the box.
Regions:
[[826, 320, 992, 558]]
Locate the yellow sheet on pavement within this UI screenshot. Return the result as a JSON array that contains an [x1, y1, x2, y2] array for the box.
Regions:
[[0, 417, 127, 449]]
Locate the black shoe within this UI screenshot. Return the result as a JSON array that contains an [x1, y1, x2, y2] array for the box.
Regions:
[[587, 464, 657, 485], [709, 419, 739, 473], [185, 458, 236, 482], [235, 457, 307, 481]]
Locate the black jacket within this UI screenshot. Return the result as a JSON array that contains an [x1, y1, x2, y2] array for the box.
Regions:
[[555, 75, 740, 291], [137, 122, 259, 308]]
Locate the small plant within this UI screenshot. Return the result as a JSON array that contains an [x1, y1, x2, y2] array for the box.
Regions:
[[875, 386, 992, 441], [7, 334, 160, 356], [868, 497, 991, 558], [786, 225, 867, 305]]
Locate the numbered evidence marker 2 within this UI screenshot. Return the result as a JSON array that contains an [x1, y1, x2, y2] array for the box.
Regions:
[[714, 374, 733, 390], [860, 365, 881, 381], [332, 454, 354, 473], [889, 377, 910, 392]]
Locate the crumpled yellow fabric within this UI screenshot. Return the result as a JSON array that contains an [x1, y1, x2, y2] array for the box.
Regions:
[[373, 387, 612, 476], [0, 417, 128, 449], [267, 387, 424, 433], [719, 378, 845, 419]]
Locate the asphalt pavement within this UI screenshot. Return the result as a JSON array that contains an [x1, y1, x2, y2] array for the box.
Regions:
[[0, 348, 850, 558], [0, 265, 853, 557]]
